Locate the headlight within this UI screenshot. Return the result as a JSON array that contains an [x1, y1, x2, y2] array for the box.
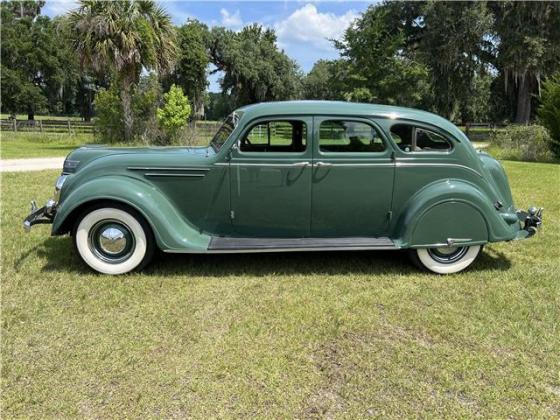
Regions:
[[54, 175, 68, 201], [63, 159, 80, 174]]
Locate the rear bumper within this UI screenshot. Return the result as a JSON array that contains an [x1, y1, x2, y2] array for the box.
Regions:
[[515, 207, 543, 239], [23, 200, 56, 232]]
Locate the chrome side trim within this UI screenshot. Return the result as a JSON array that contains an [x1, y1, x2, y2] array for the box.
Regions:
[[222, 162, 394, 168], [163, 245, 400, 254], [127, 166, 210, 171], [227, 162, 311, 168], [144, 173, 205, 178], [313, 162, 393, 167], [395, 162, 482, 177]]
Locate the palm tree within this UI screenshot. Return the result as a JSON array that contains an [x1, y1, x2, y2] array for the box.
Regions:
[[69, 0, 176, 140]]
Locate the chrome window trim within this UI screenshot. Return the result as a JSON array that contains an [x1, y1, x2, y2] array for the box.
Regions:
[[394, 162, 482, 177]]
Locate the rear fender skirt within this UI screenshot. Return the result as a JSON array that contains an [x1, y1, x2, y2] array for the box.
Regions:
[[394, 179, 518, 246]]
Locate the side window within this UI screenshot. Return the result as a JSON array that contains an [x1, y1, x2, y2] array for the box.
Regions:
[[319, 120, 385, 153], [390, 124, 452, 152], [240, 120, 307, 152]]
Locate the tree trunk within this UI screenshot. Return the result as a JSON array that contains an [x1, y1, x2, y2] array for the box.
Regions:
[[515, 75, 532, 124], [27, 110, 35, 120], [194, 95, 205, 120], [121, 79, 134, 141]]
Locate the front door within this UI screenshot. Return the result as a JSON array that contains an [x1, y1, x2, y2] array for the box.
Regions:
[[311, 117, 395, 237], [229, 117, 313, 237]]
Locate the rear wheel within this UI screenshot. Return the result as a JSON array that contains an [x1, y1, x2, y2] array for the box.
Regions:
[[410, 245, 482, 274], [73, 205, 155, 275]]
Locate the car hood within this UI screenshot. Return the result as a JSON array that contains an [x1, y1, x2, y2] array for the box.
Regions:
[[63, 145, 215, 173]]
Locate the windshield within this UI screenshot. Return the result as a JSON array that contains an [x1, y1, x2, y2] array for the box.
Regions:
[[209, 112, 242, 151]]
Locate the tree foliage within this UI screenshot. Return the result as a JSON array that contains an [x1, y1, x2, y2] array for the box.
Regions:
[[334, 3, 430, 107], [303, 60, 348, 101], [490, 1, 560, 123], [209, 24, 302, 108], [538, 73, 560, 158], [0, 1, 75, 119]]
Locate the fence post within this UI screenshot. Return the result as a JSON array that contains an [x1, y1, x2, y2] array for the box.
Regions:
[[39, 120, 43, 132], [465, 122, 470, 138], [13, 119, 17, 132], [67, 120, 71, 133]]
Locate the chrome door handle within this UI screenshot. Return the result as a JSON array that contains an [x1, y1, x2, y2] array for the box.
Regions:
[[314, 161, 332, 167], [291, 161, 310, 167]]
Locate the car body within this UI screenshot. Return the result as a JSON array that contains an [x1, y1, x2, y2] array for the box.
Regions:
[[24, 101, 543, 274]]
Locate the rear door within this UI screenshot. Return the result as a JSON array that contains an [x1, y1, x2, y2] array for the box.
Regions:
[[310, 117, 395, 237]]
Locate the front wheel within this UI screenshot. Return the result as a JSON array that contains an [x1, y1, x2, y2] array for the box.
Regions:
[[410, 245, 482, 274], [73, 205, 155, 275]]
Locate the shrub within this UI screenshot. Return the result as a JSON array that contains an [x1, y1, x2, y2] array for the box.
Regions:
[[489, 124, 555, 162], [537, 73, 560, 159], [157, 84, 191, 142], [93, 87, 124, 143], [94, 75, 166, 144]]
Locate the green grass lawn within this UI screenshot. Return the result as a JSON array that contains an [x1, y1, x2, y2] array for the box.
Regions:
[[1, 132, 94, 159], [1, 162, 559, 417], [0, 130, 215, 159]]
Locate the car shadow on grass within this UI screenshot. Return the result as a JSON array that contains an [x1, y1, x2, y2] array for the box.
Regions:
[[33, 237, 512, 277]]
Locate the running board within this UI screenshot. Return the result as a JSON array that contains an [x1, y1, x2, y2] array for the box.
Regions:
[[208, 236, 397, 252]]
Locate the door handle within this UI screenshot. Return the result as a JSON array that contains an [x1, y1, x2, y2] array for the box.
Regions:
[[314, 162, 332, 167], [291, 161, 310, 167]]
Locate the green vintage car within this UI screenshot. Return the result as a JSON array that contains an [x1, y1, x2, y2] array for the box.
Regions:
[[24, 101, 542, 275]]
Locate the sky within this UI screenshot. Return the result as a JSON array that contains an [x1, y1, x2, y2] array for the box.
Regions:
[[42, 1, 374, 92]]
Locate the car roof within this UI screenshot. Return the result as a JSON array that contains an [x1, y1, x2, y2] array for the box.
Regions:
[[235, 100, 465, 139]]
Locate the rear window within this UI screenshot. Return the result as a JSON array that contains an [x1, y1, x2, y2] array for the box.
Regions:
[[390, 124, 452, 152]]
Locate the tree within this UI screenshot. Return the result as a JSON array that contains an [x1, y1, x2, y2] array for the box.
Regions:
[[166, 19, 210, 119], [1, 2, 73, 119], [157, 84, 191, 140], [538, 73, 560, 158], [335, 2, 430, 107], [490, 1, 560, 123], [68, 0, 176, 140], [209, 24, 302, 107], [417, 1, 494, 121], [303, 59, 348, 100]]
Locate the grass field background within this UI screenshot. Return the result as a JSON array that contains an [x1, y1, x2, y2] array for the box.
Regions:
[[1, 132, 93, 159], [1, 161, 559, 417]]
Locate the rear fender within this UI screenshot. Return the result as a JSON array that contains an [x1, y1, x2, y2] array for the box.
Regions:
[[394, 179, 516, 247], [52, 176, 210, 252]]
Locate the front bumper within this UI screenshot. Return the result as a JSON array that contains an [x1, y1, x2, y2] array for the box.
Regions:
[[23, 199, 57, 232], [515, 206, 544, 239]]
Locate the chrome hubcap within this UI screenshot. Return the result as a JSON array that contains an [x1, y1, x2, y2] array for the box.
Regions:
[[89, 220, 135, 264], [99, 227, 127, 255], [427, 246, 468, 264]]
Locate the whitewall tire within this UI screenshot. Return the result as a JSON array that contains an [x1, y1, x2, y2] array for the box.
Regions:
[[412, 245, 482, 274], [73, 205, 155, 275]]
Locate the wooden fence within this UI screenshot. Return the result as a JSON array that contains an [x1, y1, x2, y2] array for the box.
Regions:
[[0, 118, 94, 133], [0, 119, 222, 137]]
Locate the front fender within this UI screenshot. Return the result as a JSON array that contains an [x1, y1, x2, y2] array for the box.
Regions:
[[52, 176, 211, 252], [394, 179, 518, 247]]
